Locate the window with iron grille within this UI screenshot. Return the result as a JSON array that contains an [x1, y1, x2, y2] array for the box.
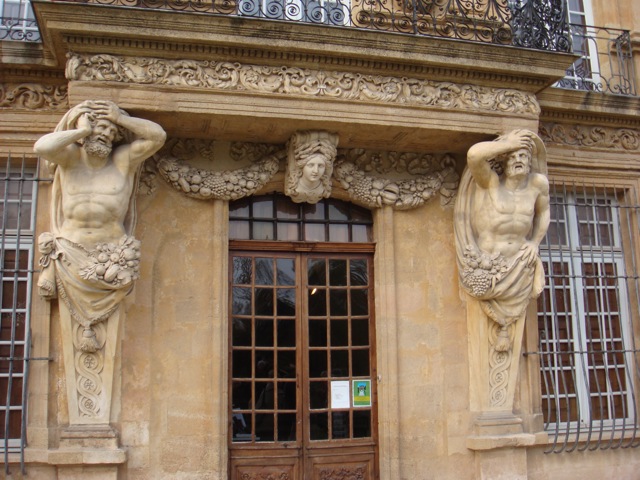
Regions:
[[537, 182, 640, 452], [0, 0, 40, 41], [1, 155, 37, 472]]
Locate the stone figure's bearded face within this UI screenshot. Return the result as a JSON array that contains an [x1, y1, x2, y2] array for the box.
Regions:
[[504, 148, 531, 178], [83, 119, 118, 159]]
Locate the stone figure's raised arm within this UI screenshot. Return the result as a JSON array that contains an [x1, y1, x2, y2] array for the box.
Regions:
[[92, 101, 166, 170], [467, 129, 535, 189], [33, 109, 93, 167]]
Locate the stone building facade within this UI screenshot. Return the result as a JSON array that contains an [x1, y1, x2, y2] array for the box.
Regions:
[[1, 0, 640, 478]]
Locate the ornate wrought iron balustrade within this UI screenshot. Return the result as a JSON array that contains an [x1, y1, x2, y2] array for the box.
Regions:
[[0, 16, 40, 41], [0, 1, 637, 90], [3, 0, 574, 50], [556, 25, 636, 96]]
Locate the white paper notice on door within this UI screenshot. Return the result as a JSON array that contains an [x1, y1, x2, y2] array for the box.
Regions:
[[330, 380, 350, 409]]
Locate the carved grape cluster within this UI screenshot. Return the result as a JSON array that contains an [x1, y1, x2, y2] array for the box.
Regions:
[[80, 236, 141, 286], [461, 246, 508, 297], [157, 155, 279, 201]]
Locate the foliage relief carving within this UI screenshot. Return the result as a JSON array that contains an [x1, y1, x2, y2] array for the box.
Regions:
[[66, 53, 540, 115], [0, 83, 68, 110], [539, 122, 640, 151]]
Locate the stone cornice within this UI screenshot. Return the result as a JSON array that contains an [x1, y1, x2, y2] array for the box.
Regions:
[[32, 0, 575, 92], [539, 87, 640, 127]]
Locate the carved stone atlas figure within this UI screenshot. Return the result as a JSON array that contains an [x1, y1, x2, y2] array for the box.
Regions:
[[454, 129, 550, 352], [34, 100, 166, 353]]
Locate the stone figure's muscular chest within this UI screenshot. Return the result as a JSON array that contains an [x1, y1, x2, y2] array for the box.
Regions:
[[62, 162, 132, 197]]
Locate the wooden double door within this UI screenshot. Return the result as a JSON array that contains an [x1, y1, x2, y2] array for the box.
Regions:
[[229, 246, 378, 479]]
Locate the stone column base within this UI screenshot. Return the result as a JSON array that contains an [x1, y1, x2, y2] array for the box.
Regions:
[[48, 425, 126, 480]]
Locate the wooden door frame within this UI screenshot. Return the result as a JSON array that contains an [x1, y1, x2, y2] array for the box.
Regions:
[[228, 241, 378, 479]]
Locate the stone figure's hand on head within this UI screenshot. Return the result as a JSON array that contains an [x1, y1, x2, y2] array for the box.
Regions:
[[76, 112, 93, 132], [92, 100, 122, 125], [497, 129, 534, 153]]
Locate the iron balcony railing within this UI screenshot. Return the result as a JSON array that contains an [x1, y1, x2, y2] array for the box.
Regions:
[[0, 0, 636, 89], [556, 25, 636, 96]]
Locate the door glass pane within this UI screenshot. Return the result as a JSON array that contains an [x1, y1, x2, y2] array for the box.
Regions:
[[310, 412, 328, 440], [353, 410, 371, 438], [255, 288, 274, 315], [233, 257, 253, 284], [329, 259, 347, 286], [331, 411, 349, 439], [308, 289, 327, 316], [308, 258, 326, 285], [310, 381, 328, 409], [330, 289, 348, 316], [278, 351, 296, 378], [309, 319, 327, 346], [352, 349, 370, 376], [256, 319, 274, 346], [330, 320, 348, 346], [277, 288, 296, 316], [255, 257, 274, 284], [256, 413, 274, 442], [276, 258, 295, 285], [309, 350, 327, 377], [277, 319, 296, 347]]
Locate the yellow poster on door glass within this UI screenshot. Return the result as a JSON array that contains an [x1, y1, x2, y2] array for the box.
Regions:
[[352, 380, 371, 407]]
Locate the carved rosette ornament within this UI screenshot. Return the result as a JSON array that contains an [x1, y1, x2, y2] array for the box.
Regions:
[[35, 101, 166, 424]]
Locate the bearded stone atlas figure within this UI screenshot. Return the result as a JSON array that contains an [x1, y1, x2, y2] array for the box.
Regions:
[[34, 100, 166, 353], [455, 129, 550, 353]]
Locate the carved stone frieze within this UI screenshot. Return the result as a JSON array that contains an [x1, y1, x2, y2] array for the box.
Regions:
[[66, 53, 540, 115], [539, 122, 640, 151], [334, 151, 459, 208], [0, 83, 68, 110]]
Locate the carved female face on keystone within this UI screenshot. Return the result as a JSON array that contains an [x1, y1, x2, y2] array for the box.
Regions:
[[300, 154, 327, 191]]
